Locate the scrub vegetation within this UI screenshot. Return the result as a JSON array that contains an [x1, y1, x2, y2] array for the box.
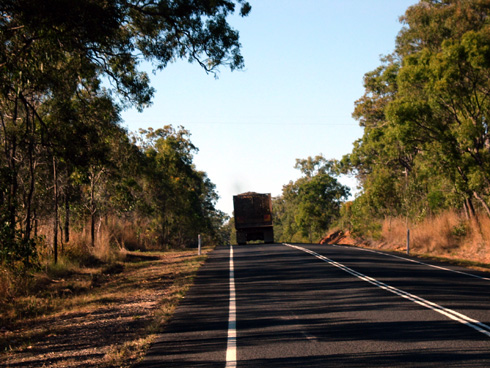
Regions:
[[271, 1, 490, 267], [0, 248, 210, 367], [3, 0, 490, 365], [331, 0, 490, 265], [1, 1, 248, 365]]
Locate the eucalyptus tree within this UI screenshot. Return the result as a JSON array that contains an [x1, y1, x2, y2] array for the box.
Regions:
[[343, 56, 421, 223], [0, 0, 251, 263], [389, 0, 490, 217], [274, 156, 349, 243], [135, 126, 223, 248], [344, 0, 490, 232]]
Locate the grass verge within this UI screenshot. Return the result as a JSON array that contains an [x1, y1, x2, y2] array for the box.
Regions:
[[0, 248, 211, 368]]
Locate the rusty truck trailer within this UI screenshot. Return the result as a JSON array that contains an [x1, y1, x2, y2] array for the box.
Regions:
[[233, 192, 274, 245]]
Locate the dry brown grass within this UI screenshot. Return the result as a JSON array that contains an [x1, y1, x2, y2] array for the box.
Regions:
[[0, 214, 214, 367], [0, 218, 153, 327], [379, 210, 490, 264], [34, 216, 159, 265], [0, 249, 211, 368], [0, 267, 14, 303]]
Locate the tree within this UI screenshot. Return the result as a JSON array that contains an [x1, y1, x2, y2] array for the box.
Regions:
[[390, 0, 490, 217], [274, 156, 350, 243], [135, 126, 223, 248], [0, 0, 251, 264], [343, 0, 490, 234]]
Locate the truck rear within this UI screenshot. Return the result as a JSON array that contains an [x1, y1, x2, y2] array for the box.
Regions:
[[233, 192, 274, 245]]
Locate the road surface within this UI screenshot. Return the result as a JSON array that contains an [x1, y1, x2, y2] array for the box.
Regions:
[[137, 243, 490, 367]]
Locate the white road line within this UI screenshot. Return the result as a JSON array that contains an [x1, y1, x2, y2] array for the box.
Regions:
[[225, 246, 237, 368], [332, 244, 490, 281], [285, 243, 490, 338]]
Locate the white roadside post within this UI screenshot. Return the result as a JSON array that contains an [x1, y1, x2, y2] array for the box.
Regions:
[[407, 229, 410, 255], [198, 234, 201, 255]]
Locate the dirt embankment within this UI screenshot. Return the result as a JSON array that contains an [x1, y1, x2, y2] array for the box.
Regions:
[[320, 219, 490, 271], [320, 230, 358, 246]]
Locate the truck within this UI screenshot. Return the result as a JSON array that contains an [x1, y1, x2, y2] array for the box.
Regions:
[[233, 192, 274, 245]]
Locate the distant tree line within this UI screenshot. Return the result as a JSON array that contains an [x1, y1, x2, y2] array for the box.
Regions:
[[272, 155, 350, 243], [340, 0, 490, 236], [274, 0, 490, 243], [0, 0, 250, 266]]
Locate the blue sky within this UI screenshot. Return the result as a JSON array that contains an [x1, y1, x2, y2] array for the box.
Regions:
[[121, 0, 419, 216]]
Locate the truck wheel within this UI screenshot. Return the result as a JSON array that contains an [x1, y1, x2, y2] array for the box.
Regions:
[[264, 228, 274, 244], [236, 232, 247, 245]]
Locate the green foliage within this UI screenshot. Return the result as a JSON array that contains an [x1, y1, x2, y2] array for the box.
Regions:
[[337, 198, 382, 239], [273, 156, 350, 243], [0, 0, 249, 266], [0, 226, 39, 268], [451, 222, 468, 238], [219, 217, 236, 245], [132, 126, 226, 248], [342, 0, 490, 238]]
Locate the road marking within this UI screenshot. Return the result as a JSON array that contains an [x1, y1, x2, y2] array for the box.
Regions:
[[332, 244, 490, 281], [225, 246, 237, 368], [285, 243, 490, 338]]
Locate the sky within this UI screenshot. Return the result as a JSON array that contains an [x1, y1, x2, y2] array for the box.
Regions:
[[121, 0, 419, 216]]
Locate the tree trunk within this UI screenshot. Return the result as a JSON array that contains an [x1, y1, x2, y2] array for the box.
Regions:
[[473, 191, 490, 218], [33, 209, 38, 238], [24, 131, 35, 242], [464, 197, 476, 219], [64, 189, 70, 243], [53, 156, 59, 264], [8, 136, 18, 238], [90, 170, 96, 247], [7, 99, 19, 238], [463, 199, 470, 220]]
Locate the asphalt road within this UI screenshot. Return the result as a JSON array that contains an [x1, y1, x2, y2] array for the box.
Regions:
[[137, 243, 490, 367]]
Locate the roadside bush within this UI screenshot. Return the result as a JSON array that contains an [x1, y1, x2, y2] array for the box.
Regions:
[[0, 266, 14, 303], [339, 198, 383, 240]]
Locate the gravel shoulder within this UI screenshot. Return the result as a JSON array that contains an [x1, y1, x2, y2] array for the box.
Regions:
[[0, 249, 209, 368]]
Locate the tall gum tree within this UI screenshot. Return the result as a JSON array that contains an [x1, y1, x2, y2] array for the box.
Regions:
[[0, 0, 251, 263], [347, 0, 490, 224], [390, 0, 490, 217], [274, 156, 350, 243]]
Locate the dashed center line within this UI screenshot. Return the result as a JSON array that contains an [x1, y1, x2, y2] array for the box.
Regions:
[[285, 243, 490, 338]]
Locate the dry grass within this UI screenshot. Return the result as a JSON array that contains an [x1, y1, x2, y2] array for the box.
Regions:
[[0, 215, 212, 367], [0, 249, 211, 368], [0, 267, 14, 302], [35, 216, 161, 265], [379, 210, 490, 264], [0, 218, 155, 326]]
